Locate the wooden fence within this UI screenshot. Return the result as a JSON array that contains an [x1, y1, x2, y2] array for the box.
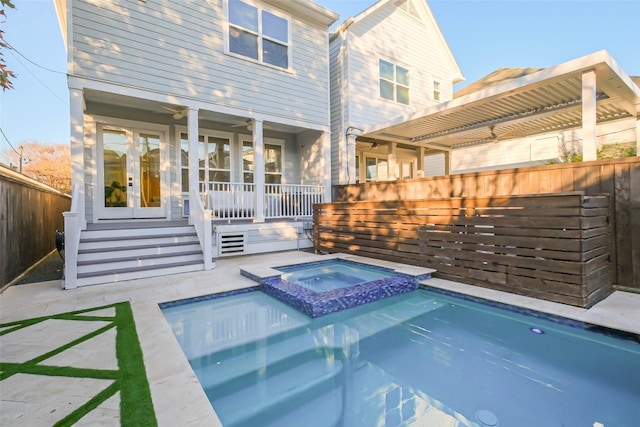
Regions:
[[0, 166, 71, 287], [314, 193, 612, 308], [333, 157, 639, 291]]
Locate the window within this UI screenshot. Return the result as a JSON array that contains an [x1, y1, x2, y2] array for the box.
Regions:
[[227, 0, 289, 69], [399, 0, 420, 19], [180, 133, 231, 192], [264, 143, 282, 184], [379, 59, 410, 105], [242, 140, 254, 183], [365, 156, 388, 182], [433, 80, 441, 101]]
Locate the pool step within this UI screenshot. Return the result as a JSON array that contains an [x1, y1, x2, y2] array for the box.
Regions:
[[207, 349, 344, 427]]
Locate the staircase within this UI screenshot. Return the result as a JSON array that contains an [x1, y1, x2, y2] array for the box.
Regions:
[[75, 220, 205, 286]]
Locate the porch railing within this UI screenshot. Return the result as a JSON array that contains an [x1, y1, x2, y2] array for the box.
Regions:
[[201, 182, 325, 220], [264, 183, 325, 219]]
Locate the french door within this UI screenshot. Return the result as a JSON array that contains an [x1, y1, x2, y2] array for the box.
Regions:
[[98, 125, 166, 219]]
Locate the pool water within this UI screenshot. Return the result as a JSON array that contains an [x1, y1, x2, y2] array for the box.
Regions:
[[161, 289, 640, 427], [277, 260, 393, 292]]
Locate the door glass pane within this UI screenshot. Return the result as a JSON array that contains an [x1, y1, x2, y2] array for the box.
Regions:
[[265, 144, 281, 173], [103, 130, 128, 208], [139, 134, 161, 208], [180, 133, 189, 192]]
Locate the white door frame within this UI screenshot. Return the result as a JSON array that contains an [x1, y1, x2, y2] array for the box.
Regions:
[[96, 120, 170, 220]]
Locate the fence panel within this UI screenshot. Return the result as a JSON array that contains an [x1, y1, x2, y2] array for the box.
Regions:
[[314, 193, 612, 308], [333, 157, 639, 290]]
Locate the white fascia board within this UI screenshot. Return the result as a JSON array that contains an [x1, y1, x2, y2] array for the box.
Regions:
[[263, 0, 339, 27]]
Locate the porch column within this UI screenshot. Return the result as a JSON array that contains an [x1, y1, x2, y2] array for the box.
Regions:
[[187, 108, 200, 203], [416, 146, 425, 177], [69, 87, 85, 191], [253, 119, 265, 223], [388, 142, 397, 181], [346, 134, 357, 184], [582, 70, 597, 161], [444, 151, 451, 175]]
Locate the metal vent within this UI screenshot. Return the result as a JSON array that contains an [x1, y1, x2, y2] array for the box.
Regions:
[[219, 233, 246, 256]]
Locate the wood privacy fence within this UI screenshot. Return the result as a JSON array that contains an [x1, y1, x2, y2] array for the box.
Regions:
[[333, 157, 639, 291], [0, 166, 71, 287], [314, 193, 612, 308]]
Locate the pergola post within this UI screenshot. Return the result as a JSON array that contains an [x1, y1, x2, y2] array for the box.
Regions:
[[388, 142, 397, 180], [581, 70, 597, 161], [346, 133, 357, 184]]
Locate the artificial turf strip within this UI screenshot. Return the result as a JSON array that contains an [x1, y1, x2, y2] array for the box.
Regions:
[[0, 302, 158, 427]]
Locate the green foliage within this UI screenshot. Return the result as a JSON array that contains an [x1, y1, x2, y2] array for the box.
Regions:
[[597, 141, 637, 159], [0, 0, 16, 91]]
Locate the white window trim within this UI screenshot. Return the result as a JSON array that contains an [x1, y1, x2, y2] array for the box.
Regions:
[[176, 127, 234, 194], [379, 57, 411, 105], [223, 0, 293, 73], [241, 135, 286, 183], [433, 79, 442, 101]]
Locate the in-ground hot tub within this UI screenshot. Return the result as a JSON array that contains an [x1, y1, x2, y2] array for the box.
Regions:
[[241, 257, 434, 317]]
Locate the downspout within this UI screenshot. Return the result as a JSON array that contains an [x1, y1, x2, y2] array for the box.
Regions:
[[338, 17, 355, 184]]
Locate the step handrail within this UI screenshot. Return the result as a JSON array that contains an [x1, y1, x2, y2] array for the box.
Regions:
[[190, 188, 213, 270]]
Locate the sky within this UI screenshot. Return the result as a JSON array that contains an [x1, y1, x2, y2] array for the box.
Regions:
[[1, 0, 639, 166]]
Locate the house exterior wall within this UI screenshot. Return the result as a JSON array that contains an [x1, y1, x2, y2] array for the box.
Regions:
[[451, 118, 638, 173], [70, 0, 332, 128], [329, 0, 461, 185]]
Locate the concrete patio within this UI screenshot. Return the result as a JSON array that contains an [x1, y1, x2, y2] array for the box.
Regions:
[[1, 251, 639, 426]]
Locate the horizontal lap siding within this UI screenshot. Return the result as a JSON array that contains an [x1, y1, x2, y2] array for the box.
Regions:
[[346, 5, 453, 128], [72, 1, 330, 125], [314, 193, 613, 307]]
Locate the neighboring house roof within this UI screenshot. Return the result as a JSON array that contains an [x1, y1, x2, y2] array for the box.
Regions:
[[454, 67, 544, 99], [361, 50, 640, 153], [331, 0, 464, 84]]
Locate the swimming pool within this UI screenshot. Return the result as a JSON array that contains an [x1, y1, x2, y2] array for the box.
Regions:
[[241, 258, 433, 317], [161, 288, 640, 427]]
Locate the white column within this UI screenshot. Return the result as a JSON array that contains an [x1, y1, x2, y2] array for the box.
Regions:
[[388, 142, 397, 180], [444, 151, 451, 175], [69, 88, 85, 191], [187, 108, 200, 207], [253, 119, 265, 223], [416, 146, 425, 177], [346, 134, 357, 184], [582, 70, 597, 161]]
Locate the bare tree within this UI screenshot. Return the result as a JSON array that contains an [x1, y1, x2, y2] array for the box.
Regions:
[[2, 141, 71, 193]]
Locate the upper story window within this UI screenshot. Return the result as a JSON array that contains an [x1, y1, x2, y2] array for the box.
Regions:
[[227, 0, 289, 70], [379, 59, 410, 105], [433, 80, 441, 101]]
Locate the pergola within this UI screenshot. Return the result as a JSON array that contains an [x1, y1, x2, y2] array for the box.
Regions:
[[359, 51, 640, 175]]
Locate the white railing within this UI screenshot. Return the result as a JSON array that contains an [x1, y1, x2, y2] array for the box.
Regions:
[[189, 188, 213, 270], [264, 184, 325, 219], [201, 182, 325, 221], [203, 181, 256, 220], [62, 183, 86, 289]]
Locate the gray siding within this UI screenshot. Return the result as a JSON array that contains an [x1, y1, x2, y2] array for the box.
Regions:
[[72, 0, 331, 127], [329, 36, 344, 185]]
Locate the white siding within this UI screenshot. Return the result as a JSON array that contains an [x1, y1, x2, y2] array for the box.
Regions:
[[345, 3, 456, 129], [71, 0, 331, 127], [298, 130, 327, 186]]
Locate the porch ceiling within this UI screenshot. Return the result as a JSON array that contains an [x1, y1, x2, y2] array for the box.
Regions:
[[361, 51, 640, 152]]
